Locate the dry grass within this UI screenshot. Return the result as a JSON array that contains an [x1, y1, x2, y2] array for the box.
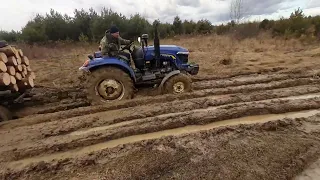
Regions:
[[13, 34, 320, 88]]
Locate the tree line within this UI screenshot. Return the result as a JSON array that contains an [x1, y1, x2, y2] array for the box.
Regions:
[[0, 7, 319, 44]]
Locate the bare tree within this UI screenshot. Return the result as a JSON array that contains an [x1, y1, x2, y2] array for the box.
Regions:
[[230, 0, 244, 24]]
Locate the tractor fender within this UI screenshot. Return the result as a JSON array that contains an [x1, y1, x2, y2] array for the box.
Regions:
[[87, 58, 136, 82], [159, 70, 181, 90]]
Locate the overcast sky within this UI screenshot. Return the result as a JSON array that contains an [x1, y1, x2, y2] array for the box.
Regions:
[[0, 0, 319, 31]]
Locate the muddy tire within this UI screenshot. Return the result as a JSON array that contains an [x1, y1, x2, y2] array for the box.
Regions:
[[163, 73, 192, 94], [0, 106, 12, 122], [85, 67, 134, 105]]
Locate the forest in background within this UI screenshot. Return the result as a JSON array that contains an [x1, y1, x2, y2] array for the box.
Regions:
[[0, 6, 320, 44]]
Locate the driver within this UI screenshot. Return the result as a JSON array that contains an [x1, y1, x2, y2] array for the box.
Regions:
[[100, 25, 133, 64]]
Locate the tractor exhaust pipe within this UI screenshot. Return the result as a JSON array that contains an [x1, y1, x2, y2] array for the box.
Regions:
[[154, 22, 161, 68]]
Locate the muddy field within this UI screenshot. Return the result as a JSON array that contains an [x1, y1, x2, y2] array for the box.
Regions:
[[1, 36, 320, 179]]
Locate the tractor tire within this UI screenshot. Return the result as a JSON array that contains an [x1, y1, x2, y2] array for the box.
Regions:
[[163, 73, 192, 95], [0, 105, 12, 122], [85, 67, 134, 105]]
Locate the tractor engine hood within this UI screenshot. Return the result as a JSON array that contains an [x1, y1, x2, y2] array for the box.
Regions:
[[144, 45, 189, 61], [146, 45, 188, 53]]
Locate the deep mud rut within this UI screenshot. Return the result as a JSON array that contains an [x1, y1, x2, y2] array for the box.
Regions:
[[1, 70, 320, 180]]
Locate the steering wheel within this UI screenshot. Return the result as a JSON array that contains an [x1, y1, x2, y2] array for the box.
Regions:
[[120, 41, 134, 53]]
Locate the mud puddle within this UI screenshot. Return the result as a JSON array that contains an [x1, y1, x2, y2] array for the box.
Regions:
[[8, 109, 320, 170]]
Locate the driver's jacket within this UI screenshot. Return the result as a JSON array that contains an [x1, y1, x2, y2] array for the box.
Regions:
[[100, 30, 131, 57]]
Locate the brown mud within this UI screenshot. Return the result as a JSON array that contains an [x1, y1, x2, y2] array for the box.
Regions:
[[3, 73, 319, 129], [12, 69, 320, 118], [1, 69, 320, 180], [1, 112, 320, 180]]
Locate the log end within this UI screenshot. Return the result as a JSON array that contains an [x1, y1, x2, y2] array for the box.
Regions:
[[0, 61, 7, 72], [0, 73, 11, 86], [0, 52, 8, 63], [10, 75, 16, 85]]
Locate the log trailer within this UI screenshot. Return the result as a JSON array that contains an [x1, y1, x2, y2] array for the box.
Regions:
[[0, 40, 35, 121]]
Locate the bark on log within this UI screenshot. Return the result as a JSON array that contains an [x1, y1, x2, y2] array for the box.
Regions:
[[0, 73, 10, 86], [7, 66, 15, 76], [10, 75, 16, 85], [0, 61, 7, 72], [15, 72, 22, 81], [7, 56, 18, 66], [22, 56, 30, 66], [0, 52, 8, 63]]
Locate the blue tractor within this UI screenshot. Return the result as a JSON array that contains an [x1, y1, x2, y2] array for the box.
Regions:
[[79, 25, 199, 105]]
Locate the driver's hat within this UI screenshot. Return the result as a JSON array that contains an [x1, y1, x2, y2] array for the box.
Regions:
[[110, 25, 119, 34]]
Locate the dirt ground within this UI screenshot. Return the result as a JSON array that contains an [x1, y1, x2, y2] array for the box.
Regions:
[[1, 35, 320, 179]]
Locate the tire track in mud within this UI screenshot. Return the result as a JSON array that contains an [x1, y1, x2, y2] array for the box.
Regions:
[[2, 75, 319, 129], [2, 84, 320, 150], [1, 96, 320, 164], [32, 85, 320, 137], [16, 71, 320, 117], [3, 109, 320, 179], [192, 71, 319, 90], [191, 68, 319, 82]]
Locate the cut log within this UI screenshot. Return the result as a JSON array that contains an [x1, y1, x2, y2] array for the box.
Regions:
[[22, 64, 26, 71], [0, 52, 8, 63], [21, 72, 26, 78], [16, 56, 22, 65], [29, 72, 36, 79], [17, 76, 34, 90], [15, 64, 22, 72], [10, 75, 16, 85], [26, 66, 32, 72], [22, 65, 27, 75], [18, 49, 23, 57], [22, 56, 30, 66], [7, 66, 15, 76], [0, 61, 7, 72], [15, 72, 22, 81], [10, 84, 19, 92], [0, 73, 10, 86], [0, 46, 17, 58], [7, 56, 18, 66]]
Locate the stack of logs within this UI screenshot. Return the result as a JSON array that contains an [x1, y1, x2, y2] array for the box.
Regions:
[[0, 45, 35, 93]]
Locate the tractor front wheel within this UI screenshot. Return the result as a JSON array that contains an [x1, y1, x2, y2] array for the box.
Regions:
[[85, 67, 134, 105], [163, 73, 192, 94], [0, 105, 12, 122]]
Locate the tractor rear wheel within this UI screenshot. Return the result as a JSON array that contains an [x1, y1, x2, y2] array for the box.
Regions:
[[85, 67, 134, 105], [163, 73, 192, 94], [0, 105, 12, 122]]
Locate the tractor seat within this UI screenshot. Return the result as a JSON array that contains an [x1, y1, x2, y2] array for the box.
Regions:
[[132, 47, 145, 70]]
